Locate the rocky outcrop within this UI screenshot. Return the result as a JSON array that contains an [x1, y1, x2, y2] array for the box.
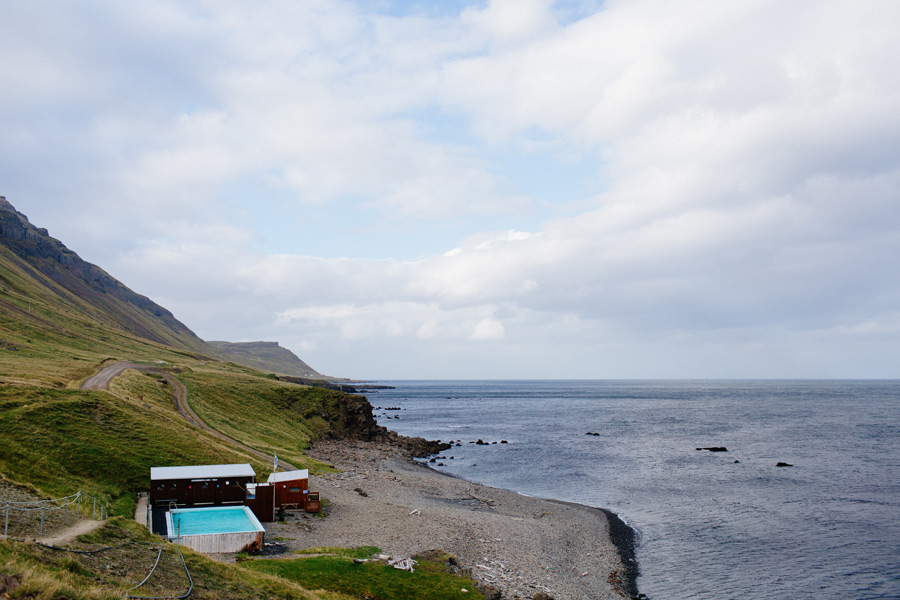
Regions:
[[328, 391, 450, 457], [291, 386, 448, 457]]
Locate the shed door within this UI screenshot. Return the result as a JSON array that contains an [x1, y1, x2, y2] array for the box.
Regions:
[[194, 481, 214, 504]]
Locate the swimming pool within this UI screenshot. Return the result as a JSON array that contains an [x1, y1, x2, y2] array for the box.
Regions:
[[166, 506, 264, 553]]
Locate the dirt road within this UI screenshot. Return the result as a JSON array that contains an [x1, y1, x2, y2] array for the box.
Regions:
[[81, 361, 296, 470]]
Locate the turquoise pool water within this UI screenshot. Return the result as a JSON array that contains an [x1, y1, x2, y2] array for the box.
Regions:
[[166, 506, 264, 537]]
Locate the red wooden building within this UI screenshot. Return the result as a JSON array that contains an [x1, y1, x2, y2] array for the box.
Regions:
[[267, 469, 319, 512]]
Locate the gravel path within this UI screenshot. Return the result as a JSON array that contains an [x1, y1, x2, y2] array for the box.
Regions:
[[262, 441, 633, 600], [38, 518, 103, 546]]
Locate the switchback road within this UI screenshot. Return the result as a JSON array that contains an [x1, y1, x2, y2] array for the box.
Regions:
[[81, 361, 296, 470]]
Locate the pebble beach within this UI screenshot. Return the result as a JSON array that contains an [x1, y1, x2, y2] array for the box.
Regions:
[[263, 441, 637, 600]]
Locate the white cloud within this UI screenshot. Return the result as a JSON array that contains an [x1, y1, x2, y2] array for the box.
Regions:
[[2, 0, 899, 378], [470, 318, 506, 341]]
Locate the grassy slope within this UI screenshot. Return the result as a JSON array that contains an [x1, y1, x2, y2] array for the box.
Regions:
[[0, 370, 271, 516], [0, 244, 212, 389], [180, 364, 363, 473], [0, 203, 481, 599], [0, 518, 351, 600]]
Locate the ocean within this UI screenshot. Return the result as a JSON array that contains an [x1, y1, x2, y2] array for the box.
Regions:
[[367, 380, 900, 600]]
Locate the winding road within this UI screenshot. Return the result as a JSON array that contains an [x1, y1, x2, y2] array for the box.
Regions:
[[81, 361, 296, 471]]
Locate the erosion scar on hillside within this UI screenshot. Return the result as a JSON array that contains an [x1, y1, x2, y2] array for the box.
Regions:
[[81, 361, 296, 470]]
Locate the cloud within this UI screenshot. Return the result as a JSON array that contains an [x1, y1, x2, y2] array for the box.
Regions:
[[2, 0, 899, 378], [469, 318, 506, 340]]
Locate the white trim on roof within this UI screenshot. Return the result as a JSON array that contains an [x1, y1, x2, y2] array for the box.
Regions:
[[267, 469, 309, 483], [150, 464, 255, 481]]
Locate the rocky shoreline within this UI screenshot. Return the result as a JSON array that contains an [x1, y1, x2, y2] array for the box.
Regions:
[[262, 440, 639, 600]]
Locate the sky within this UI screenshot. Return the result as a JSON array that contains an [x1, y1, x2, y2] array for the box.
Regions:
[[2, 0, 899, 379]]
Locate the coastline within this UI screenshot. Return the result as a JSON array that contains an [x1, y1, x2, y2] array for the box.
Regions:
[[264, 440, 640, 600]]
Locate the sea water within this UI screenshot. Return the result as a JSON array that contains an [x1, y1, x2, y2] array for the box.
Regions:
[[369, 380, 900, 600]]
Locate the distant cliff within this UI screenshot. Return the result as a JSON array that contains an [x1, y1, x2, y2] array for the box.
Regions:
[[209, 340, 323, 378]]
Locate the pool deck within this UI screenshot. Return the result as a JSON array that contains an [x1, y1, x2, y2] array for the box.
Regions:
[[166, 506, 265, 554]]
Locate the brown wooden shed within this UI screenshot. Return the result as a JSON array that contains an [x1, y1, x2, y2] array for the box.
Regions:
[[267, 469, 318, 512]]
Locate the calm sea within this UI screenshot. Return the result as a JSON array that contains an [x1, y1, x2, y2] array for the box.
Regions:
[[368, 380, 900, 600]]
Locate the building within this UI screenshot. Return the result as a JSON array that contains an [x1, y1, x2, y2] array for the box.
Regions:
[[149, 463, 256, 534], [267, 469, 320, 512]]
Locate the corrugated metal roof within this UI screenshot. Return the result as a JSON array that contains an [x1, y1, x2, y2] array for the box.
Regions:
[[267, 469, 309, 483], [150, 463, 256, 480]]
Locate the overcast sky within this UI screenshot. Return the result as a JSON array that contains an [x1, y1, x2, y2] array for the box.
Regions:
[[2, 0, 899, 379]]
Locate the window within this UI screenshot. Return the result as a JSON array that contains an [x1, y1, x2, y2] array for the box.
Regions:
[[289, 487, 302, 492]]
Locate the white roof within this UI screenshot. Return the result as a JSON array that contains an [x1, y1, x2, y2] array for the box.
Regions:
[[267, 469, 309, 483], [150, 463, 255, 481]]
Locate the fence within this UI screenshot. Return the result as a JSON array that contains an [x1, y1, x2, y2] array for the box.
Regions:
[[2, 491, 110, 537], [38, 538, 193, 599]]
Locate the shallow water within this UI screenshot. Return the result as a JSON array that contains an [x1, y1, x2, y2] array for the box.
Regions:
[[369, 380, 900, 600]]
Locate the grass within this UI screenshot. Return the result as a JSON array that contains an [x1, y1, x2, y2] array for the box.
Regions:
[[294, 546, 380, 558], [178, 366, 358, 474], [0, 376, 270, 516], [0, 227, 480, 599], [0, 517, 351, 600], [243, 548, 485, 600], [0, 259, 213, 390]]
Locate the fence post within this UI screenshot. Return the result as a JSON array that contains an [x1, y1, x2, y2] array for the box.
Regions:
[[93, 497, 97, 520], [77, 492, 82, 516], [64, 497, 69, 524], [40, 501, 45, 536], [4, 502, 8, 536]]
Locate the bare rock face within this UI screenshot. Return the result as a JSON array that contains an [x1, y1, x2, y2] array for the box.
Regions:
[[317, 390, 450, 457]]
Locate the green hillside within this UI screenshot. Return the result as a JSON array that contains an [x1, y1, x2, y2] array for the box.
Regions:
[[0, 197, 470, 600]]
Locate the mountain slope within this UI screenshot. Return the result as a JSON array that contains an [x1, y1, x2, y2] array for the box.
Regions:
[[209, 340, 323, 378], [0, 196, 211, 354], [0, 196, 329, 382]]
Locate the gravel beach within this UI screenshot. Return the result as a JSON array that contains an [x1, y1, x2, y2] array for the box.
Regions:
[[263, 441, 636, 600]]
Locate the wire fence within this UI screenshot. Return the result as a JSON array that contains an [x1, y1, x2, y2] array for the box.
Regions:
[[2, 491, 110, 538], [37, 539, 194, 599], [3, 490, 194, 598]]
